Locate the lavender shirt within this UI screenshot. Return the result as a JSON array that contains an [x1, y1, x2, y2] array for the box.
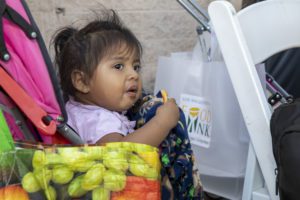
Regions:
[[65, 98, 136, 144]]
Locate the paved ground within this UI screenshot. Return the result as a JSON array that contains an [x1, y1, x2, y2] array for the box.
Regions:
[[204, 192, 229, 200]]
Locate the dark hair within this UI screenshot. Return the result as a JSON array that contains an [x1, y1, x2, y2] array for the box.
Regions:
[[53, 9, 143, 101]]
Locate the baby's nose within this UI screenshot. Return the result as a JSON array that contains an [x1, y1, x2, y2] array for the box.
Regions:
[[128, 68, 139, 79]]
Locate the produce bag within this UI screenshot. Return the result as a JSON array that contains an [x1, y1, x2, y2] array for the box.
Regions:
[[0, 142, 161, 200]]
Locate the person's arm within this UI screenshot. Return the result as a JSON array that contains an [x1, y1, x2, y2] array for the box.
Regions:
[[96, 99, 179, 147]]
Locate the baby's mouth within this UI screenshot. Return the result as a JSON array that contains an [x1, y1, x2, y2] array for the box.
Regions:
[[126, 85, 138, 96]]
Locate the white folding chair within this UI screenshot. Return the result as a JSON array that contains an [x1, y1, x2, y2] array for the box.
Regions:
[[208, 0, 300, 199]]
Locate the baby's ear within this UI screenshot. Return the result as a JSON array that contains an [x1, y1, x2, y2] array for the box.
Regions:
[[71, 70, 90, 93]]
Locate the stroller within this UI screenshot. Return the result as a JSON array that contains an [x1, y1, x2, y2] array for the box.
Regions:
[[0, 0, 161, 199], [0, 0, 83, 145]]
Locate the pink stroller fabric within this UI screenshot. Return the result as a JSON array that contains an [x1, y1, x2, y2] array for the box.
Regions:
[[0, 0, 62, 143], [0, 0, 60, 118]]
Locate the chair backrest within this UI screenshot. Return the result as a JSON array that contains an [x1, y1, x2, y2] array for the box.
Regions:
[[208, 0, 300, 199]]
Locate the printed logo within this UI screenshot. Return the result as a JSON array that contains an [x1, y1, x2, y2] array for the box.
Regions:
[[180, 94, 212, 148]]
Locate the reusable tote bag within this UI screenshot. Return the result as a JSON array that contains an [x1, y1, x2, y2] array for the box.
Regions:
[[180, 59, 250, 178], [0, 142, 161, 200]]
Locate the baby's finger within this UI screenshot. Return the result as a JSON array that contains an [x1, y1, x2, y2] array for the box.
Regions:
[[167, 98, 177, 104]]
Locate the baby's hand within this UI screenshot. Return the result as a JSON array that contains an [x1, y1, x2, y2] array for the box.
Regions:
[[156, 98, 180, 129]]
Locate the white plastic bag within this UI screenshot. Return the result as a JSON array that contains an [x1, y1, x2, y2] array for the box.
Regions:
[[182, 60, 250, 178], [154, 53, 202, 102]]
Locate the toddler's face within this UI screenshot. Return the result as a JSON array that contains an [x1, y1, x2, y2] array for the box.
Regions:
[[83, 45, 142, 112]]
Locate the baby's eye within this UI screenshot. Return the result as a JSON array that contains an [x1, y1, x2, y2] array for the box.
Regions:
[[133, 64, 141, 72], [114, 64, 124, 70]]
